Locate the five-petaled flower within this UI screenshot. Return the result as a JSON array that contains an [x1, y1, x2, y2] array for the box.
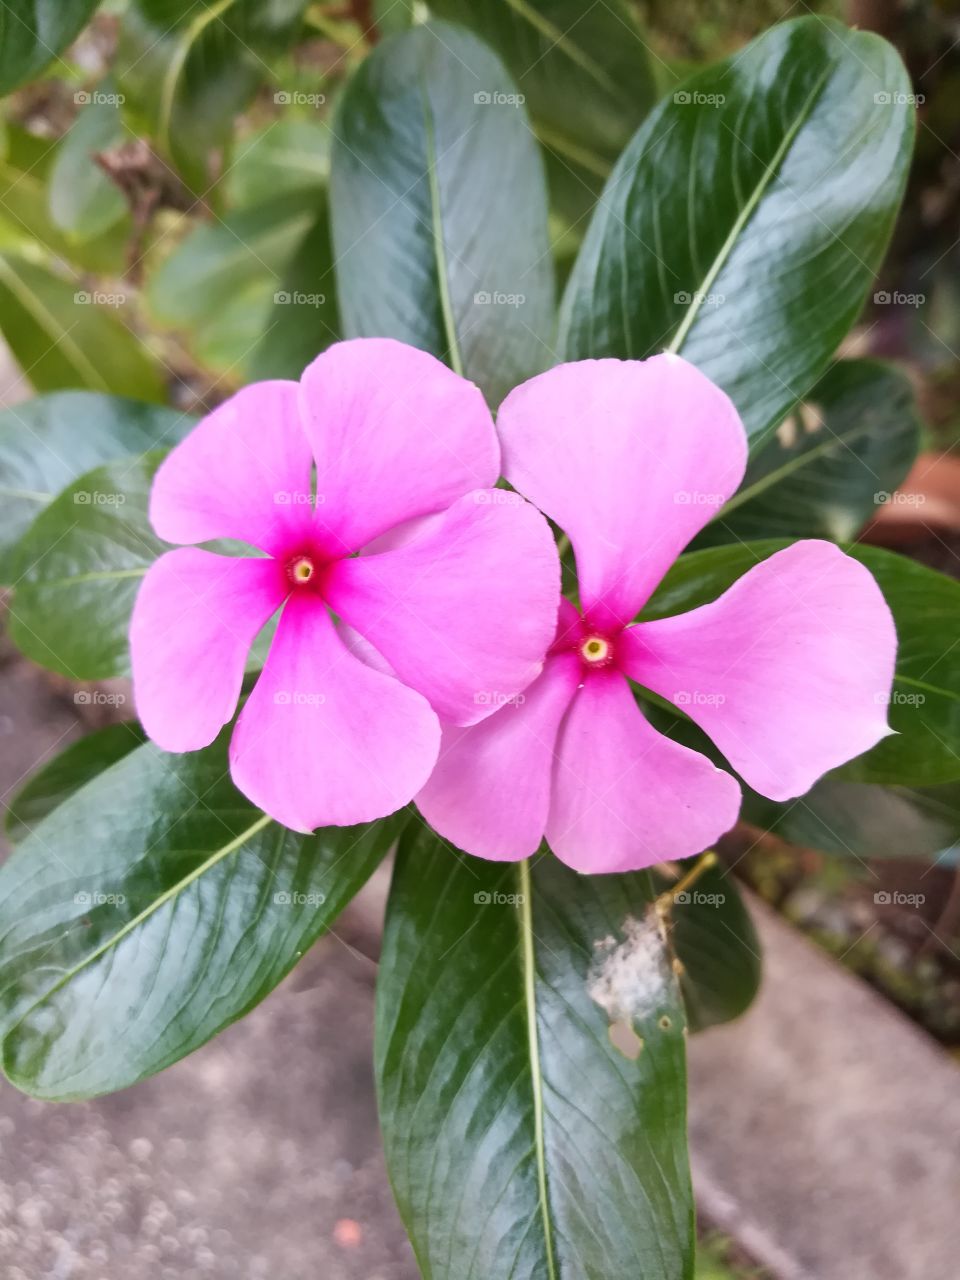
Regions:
[[417, 354, 897, 873], [130, 338, 559, 831]]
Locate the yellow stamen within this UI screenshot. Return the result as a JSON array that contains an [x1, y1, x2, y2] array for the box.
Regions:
[[580, 635, 610, 665], [290, 556, 315, 583]]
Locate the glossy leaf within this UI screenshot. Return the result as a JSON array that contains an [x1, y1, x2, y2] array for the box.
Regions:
[[0, 1, 99, 96], [330, 20, 555, 407], [48, 91, 128, 240], [644, 541, 960, 788], [0, 736, 401, 1099], [0, 254, 165, 400], [0, 392, 192, 580], [6, 722, 146, 842], [707, 360, 921, 545], [560, 18, 915, 446], [6, 454, 167, 678], [656, 862, 761, 1032], [747, 776, 960, 865], [377, 826, 694, 1280]]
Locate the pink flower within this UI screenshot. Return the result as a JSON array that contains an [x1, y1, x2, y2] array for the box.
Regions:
[[130, 338, 559, 832], [417, 354, 897, 873]]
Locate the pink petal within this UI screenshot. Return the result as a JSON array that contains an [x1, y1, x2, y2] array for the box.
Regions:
[[498, 354, 747, 629], [620, 541, 896, 801], [299, 338, 499, 553], [150, 381, 314, 555], [416, 652, 581, 860], [229, 594, 440, 831], [324, 490, 560, 725], [131, 549, 283, 752], [546, 670, 742, 873]]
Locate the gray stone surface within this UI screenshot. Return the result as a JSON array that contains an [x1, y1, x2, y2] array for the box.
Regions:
[[688, 894, 960, 1280], [0, 935, 417, 1280]]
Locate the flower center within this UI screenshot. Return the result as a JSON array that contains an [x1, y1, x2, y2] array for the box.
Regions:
[[287, 555, 316, 585], [579, 634, 612, 667]]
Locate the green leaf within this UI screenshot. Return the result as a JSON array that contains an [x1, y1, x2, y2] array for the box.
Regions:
[[644, 541, 960, 788], [0, 127, 127, 273], [0, 253, 165, 400], [48, 90, 128, 240], [6, 453, 167, 678], [0, 391, 192, 580], [6, 721, 146, 842], [377, 826, 694, 1280], [747, 776, 960, 864], [247, 205, 339, 380], [707, 360, 921, 545], [145, 192, 316, 331], [0, 736, 401, 1100], [116, 0, 311, 191], [226, 117, 330, 207], [330, 20, 555, 407], [0, 1, 99, 96], [410, 0, 657, 174], [559, 18, 915, 446], [655, 863, 761, 1032]]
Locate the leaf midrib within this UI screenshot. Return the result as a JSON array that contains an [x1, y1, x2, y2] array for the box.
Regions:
[[2, 811, 274, 1078], [718, 412, 877, 517], [419, 74, 464, 377], [666, 62, 834, 355], [517, 857, 558, 1280]]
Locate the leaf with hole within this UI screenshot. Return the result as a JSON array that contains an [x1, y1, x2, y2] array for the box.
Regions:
[[377, 825, 694, 1280]]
